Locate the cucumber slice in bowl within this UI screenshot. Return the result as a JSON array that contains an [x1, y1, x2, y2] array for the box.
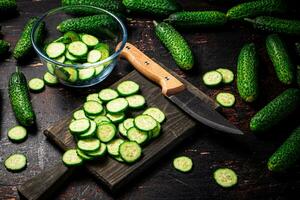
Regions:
[[87, 50, 102, 63], [119, 141, 142, 163], [77, 138, 101, 152], [4, 153, 27, 172], [62, 149, 83, 166], [78, 67, 95, 81], [106, 98, 128, 114], [46, 42, 66, 58], [68, 41, 88, 57], [117, 80, 140, 96], [173, 156, 193, 173], [216, 92, 235, 108], [203, 71, 222, 87], [213, 168, 238, 188], [134, 115, 157, 132], [81, 34, 99, 47], [28, 78, 45, 92], [7, 125, 27, 143]]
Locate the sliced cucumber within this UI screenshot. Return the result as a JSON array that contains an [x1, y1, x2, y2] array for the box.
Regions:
[[126, 95, 146, 109], [94, 115, 111, 125], [119, 141, 142, 163], [54, 68, 69, 81], [98, 88, 119, 102], [63, 31, 80, 43], [78, 121, 97, 139], [94, 65, 104, 76], [96, 123, 116, 143], [86, 143, 107, 157], [55, 55, 66, 63], [113, 155, 125, 163], [77, 138, 101, 152], [203, 71, 222, 86], [64, 60, 74, 65], [123, 118, 134, 130], [73, 109, 87, 120], [86, 93, 102, 103], [143, 107, 165, 123], [81, 34, 99, 47], [7, 126, 27, 143], [56, 67, 78, 83], [62, 149, 83, 166], [28, 78, 45, 92], [47, 62, 55, 74], [76, 149, 94, 160], [68, 41, 88, 57], [134, 115, 157, 132], [69, 118, 90, 134], [107, 138, 125, 156], [150, 122, 161, 139], [216, 92, 235, 108], [117, 80, 140, 96], [213, 168, 238, 188], [127, 127, 148, 145], [65, 50, 78, 61], [118, 122, 128, 137], [83, 101, 103, 116], [173, 156, 193, 173], [106, 98, 128, 114], [78, 67, 95, 81], [106, 112, 125, 123], [4, 153, 27, 172], [216, 68, 234, 84], [87, 50, 102, 63], [44, 72, 59, 86], [46, 42, 66, 58]]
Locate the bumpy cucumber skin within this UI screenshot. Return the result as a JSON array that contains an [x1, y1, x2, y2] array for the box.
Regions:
[[0, 40, 10, 56], [268, 127, 300, 172], [13, 17, 45, 61], [154, 22, 194, 70], [226, 0, 286, 20], [122, 0, 181, 16], [266, 34, 295, 85], [246, 16, 300, 35], [237, 43, 259, 102], [250, 88, 300, 132], [166, 11, 227, 27], [57, 15, 117, 33], [9, 71, 36, 126], [0, 0, 17, 13]]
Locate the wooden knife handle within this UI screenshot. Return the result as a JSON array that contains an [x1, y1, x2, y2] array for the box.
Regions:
[[117, 42, 185, 96], [18, 161, 74, 200]]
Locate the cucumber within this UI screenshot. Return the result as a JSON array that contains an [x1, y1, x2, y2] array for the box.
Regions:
[[250, 88, 300, 132], [81, 34, 99, 47], [126, 95, 146, 109], [118, 122, 128, 137], [83, 101, 103, 116], [28, 78, 45, 92], [119, 141, 142, 163], [165, 11, 227, 27], [9, 69, 36, 126], [68, 41, 88, 57], [0, 40, 10, 57], [87, 50, 102, 63], [94, 116, 111, 125], [86, 93, 102, 103], [46, 42, 66, 58], [107, 138, 125, 156], [78, 121, 97, 139], [96, 123, 116, 142], [63, 31, 80, 43], [86, 143, 107, 157], [73, 109, 87, 120], [13, 17, 45, 61], [216, 92, 235, 108], [106, 98, 128, 114], [98, 88, 119, 102], [78, 68, 95, 81], [4, 153, 27, 172], [117, 80, 140, 96], [268, 126, 300, 172], [202, 71, 223, 87], [237, 43, 259, 102], [95, 43, 110, 63], [43, 72, 59, 86], [123, 118, 134, 130], [77, 138, 101, 152], [143, 107, 165, 123], [150, 122, 161, 138], [173, 156, 193, 173], [226, 0, 286, 20], [154, 21, 194, 70], [56, 67, 78, 83], [62, 149, 83, 166], [106, 112, 125, 123], [65, 50, 78, 61], [127, 127, 148, 145], [216, 68, 234, 84], [213, 168, 238, 188], [69, 118, 90, 134], [134, 115, 157, 132], [76, 149, 94, 160], [122, 0, 181, 16], [266, 34, 295, 85], [0, 0, 17, 14], [7, 125, 27, 143], [94, 65, 104, 76]]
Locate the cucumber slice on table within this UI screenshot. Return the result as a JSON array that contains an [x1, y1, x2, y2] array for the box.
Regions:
[[78, 68, 95, 81], [81, 34, 99, 47], [213, 168, 238, 188], [118, 122, 128, 137], [216, 92, 235, 108], [173, 156, 193, 173], [86, 93, 102, 103], [46, 42, 66, 58], [96, 123, 116, 143], [73, 109, 87, 120], [87, 50, 102, 63], [4, 153, 27, 172], [117, 80, 140, 96], [127, 127, 148, 145], [86, 143, 107, 157], [107, 138, 125, 156], [106, 113, 125, 123], [119, 141, 142, 163], [216, 68, 234, 84], [76, 149, 94, 160], [78, 121, 97, 139], [44, 72, 59, 86], [62, 149, 83, 166], [77, 138, 101, 152], [134, 115, 157, 132], [150, 123, 161, 139], [143, 107, 165, 123], [83, 100, 103, 116], [98, 88, 119, 102], [69, 118, 90, 134], [126, 95, 146, 109], [28, 78, 45, 92], [123, 118, 134, 130], [7, 126, 27, 143], [68, 41, 88, 57], [203, 71, 222, 86], [113, 155, 125, 163], [106, 98, 128, 114]]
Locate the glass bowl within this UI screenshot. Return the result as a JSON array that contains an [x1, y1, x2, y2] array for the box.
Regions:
[[31, 5, 127, 88]]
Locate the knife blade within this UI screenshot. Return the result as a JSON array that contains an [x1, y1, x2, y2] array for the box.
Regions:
[[118, 42, 244, 135]]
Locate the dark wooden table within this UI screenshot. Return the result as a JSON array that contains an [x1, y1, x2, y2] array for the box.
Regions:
[[1, 0, 300, 199]]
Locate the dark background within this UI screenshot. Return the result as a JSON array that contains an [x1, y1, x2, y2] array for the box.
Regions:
[[1, 0, 300, 199]]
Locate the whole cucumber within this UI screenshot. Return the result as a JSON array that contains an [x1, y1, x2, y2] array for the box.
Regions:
[[245, 16, 300, 35], [268, 126, 300, 172], [154, 21, 194, 70], [226, 0, 286, 20], [165, 11, 227, 27], [237, 43, 259, 102], [0, 0, 17, 14], [250, 88, 300, 132], [266, 34, 295, 85], [9, 69, 36, 126], [0, 40, 10, 57]]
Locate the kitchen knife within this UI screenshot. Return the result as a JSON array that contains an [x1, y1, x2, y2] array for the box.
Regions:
[[118, 42, 244, 135]]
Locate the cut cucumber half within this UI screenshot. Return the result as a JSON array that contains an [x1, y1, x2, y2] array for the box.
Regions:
[[77, 138, 101, 152], [76, 149, 94, 160], [86, 143, 107, 157], [7, 126, 27, 143], [106, 112, 125, 123], [44, 72, 59, 86], [83, 101, 103, 116], [94, 116, 111, 125], [94, 65, 104, 76], [143, 107, 165, 123], [4, 153, 27, 172], [69, 118, 90, 134], [86, 93, 102, 103], [119, 141, 142, 163], [46, 42, 66, 58], [126, 95, 146, 109], [73, 109, 87, 120], [123, 118, 134, 130], [216, 92, 235, 108], [134, 115, 157, 132], [81, 34, 99, 47], [96, 123, 116, 143], [106, 98, 128, 114], [213, 168, 238, 188], [28, 78, 45, 92], [203, 71, 223, 86], [173, 156, 193, 173], [118, 122, 128, 137], [127, 127, 148, 145], [78, 121, 97, 139], [78, 67, 95, 81], [98, 88, 119, 102], [107, 138, 125, 156], [68, 41, 88, 57], [117, 80, 140, 96], [62, 149, 83, 166], [216, 68, 234, 84], [87, 49, 102, 63]]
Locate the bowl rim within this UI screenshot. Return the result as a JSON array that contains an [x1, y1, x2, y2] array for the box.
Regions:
[[31, 5, 128, 69]]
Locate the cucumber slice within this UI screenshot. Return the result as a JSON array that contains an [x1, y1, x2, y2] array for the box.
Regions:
[[150, 122, 161, 139], [54, 68, 69, 81], [44, 72, 59, 86], [106, 98, 128, 114], [213, 168, 238, 188], [94, 65, 104, 76], [134, 115, 157, 132], [78, 67, 95, 81], [46, 42, 66, 58], [119, 141, 142, 163], [47, 62, 55, 74], [77, 138, 101, 152], [143, 107, 165, 124], [28, 78, 45, 92], [65, 50, 78, 61], [62, 149, 83, 166], [76, 149, 94, 160], [203, 71, 223, 86], [123, 118, 134, 130], [81, 34, 99, 47], [68, 41, 88, 57], [4, 153, 27, 172], [106, 112, 125, 123], [78, 121, 97, 139], [216, 68, 234, 84], [127, 127, 148, 145], [87, 50, 102, 63], [98, 88, 119, 102], [86, 143, 107, 157], [69, 118, 90, 134], [113, 155, 125, 163], [118, 122, 128, 137], [55, 55, 66, 63], [83, 101, 103, 116], [59, 67, 78, 83], [95, 43, 110, 62], [7, 126, 27, 143], [126, 95, 146, 109], [216, 92, 235, 108], [107, 138, 125, 156], [63, 31, 80, 43], [96, 123, 116, 143], [73, 109, 87, 120], [86, 93, 102, 103], [173, 156, 193, 173], [64, 60, 74, 65], [117, 80, 140, 96], [94, 116, 111, 125]]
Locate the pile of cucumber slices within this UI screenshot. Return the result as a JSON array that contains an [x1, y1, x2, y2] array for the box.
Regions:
[[62, 80, 166, 165]]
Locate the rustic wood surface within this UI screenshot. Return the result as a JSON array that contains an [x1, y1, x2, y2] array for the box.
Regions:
[[1, 0, 300, 199]]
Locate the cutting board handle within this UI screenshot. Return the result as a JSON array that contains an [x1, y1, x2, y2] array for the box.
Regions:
[[117, 42, 185, 96]]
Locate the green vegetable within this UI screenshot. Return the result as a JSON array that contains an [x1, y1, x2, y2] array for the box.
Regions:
[[0, 40, 10, 57], [165, 11, 227, 27], [122, 0, 181, 16], [213, 168, 238, 188], [237, 43, 259, 102], [173, 156, 193, 173], [9, 69, 36, 127], [0, 0, 17, 14], [216, 92, 235, 108], [7, 125, 27, 143], [28, 78, 45, 92], [4, 153, 27, 172], [244, 16, 300, 35], [266, 34, 295, 85], [62, 149, 83, 166], [13, 17, 45, 61], [154, 21, 194, 70], [268, 126, 300, 172], [250, 88, 300, 132], [226, 0, 286, 20]]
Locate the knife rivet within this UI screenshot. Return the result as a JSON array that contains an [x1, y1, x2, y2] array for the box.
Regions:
[[126, 46, 131, 50], [144, 61, 150, 65], [165, 76, 170, 81]]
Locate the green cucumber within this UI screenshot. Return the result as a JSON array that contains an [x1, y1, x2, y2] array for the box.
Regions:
[[216, 68, 234, 84], [127, 127, 148, 145], [202, 71, 223, 87], [69, 118, 90, 134], [216, 92, 235, 108], [143, 107, 165, 123], [107, 138, 125, 156], [266, 34, 295, 85], [46, 42, 66, 58], [77, 138, 101, 152], [213, 168, 238, 188], [43, 72, 59, 86], [62, 31, 80, 43], [73, 109, 87, 120], [0, 0, 17, 14], [118, 122, 128, 137], [76, 149, 94, 160], [119, 141, 142, 163], [62, 149, 83, 166], [7, 125, 27, 143], [81, 34, 99, 47], [134, 115, 157, 132], [106, 98, 128, 114], [126, 95, 146, 109], [154, 21, 194, 70], [173, 156, 193, 173], [250, 88, 300, 132], [117, 80, 140, 96], [4, 153, 27, 172], [106, 112, 125, 123], [86, 143, 107, 157], [0, 40, 10, 57], [28, 78, 45, 92], [237, 43, 259, 102], [96, 123, 116, 143]]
